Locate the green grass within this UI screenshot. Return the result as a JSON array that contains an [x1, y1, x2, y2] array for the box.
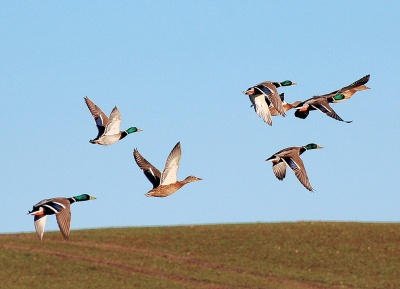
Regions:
[[1, 222, 399, 289]]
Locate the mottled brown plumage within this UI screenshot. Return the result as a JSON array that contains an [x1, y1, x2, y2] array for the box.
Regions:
[[266, 143, 323, 192], [133, 142, 202, 197]]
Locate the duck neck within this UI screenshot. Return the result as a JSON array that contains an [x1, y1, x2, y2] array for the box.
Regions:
[[68, 197, 77, 204], [299, 147, 307, 155], [119, 131, 128, 140], [271, 82, 281, 88]]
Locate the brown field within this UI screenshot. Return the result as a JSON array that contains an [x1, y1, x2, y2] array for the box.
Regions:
[[1, 222, 399, 289]]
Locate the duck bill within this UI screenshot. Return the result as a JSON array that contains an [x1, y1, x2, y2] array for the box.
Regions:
[[28, 210, 45, 216], [317, 145, 323, 149], [243, 88, 254, 95]]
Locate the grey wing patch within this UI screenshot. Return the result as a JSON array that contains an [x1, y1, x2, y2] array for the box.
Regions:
[[293, 166, 314, 192], [312, 102, 352, 123], [283, 157, 314, 191], [56, 207, 71, 240]]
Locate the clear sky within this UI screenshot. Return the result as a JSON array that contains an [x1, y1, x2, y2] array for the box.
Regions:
[[1, 1, 399, 235]]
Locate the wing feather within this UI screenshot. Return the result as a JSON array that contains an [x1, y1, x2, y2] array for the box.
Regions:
[[261, 82, 286, 116], [84, 97, 109, 137], [133, 148, 161, 188], [272, 161, 287, 180], [312, 101, 352, 123], [34, 215, 47, 241], [283, 156, 314, 191], [56, 204, 71, 240], [104, 106, 122, 135], [249, 94, 272, 125], [160, 142, 182, 186]]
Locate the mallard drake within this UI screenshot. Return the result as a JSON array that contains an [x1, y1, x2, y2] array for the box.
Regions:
[[133, 142, 202, 197], [28, 194, 96, 241], [266, 143, 323, 192], [244, 80, 297, 125], [294, 75, 370, 122], [322, 74, 370, 103], [84, 96, 142, 145], [294, 96, 352, 123]]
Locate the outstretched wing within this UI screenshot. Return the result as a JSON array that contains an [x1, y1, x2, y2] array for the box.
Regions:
[[84, 96, 109, 138], [323, 74, 371, 96], [311, 100, 352, 123], [56, 204, 71, 240], [104, 106, 122, 135], [249, 94, 272, 125], [258, 82, 286, 116], [272, 161, 287, 180], [283, 156, 314, 192], [160, 142, 182, 186], [133, 148, 161, 188], [34, 215, 47, 241]]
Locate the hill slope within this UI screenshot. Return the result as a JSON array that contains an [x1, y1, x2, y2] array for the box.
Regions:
[[1, 222, 399, 289]]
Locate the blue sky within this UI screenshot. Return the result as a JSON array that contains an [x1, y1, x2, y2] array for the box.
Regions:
[[1, 1, 399, 235]]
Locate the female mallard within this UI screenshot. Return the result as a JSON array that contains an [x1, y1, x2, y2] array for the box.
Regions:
[[322, 74, 370, 103], [244, 80, 297, 125], [84, 96, 142, 145], [133, 142, 202, 197], [28, 194, 96, 241], [266, 143, 323, 192], [294, 96, 352, 123]]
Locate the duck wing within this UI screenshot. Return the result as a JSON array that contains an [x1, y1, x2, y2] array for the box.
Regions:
[[160, 142, 182, 186], [310, 97, 352, 123], [56, 208, 71, 240], [33, 215, 47, 241], [282, 155, 314, 192], [272, 161, 287, 180], [133, 148, 161, 188], [324, 74, 371, 97], [104, 106, 122, 135], [249, 94, 272, 125], [84, 97, 109, 138], [258, 82, 285, 116]]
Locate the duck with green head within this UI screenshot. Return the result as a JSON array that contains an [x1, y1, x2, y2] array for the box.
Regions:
[[294, 95, 353, 123], [28, 194, 96, 241], [84, 96, 142, 146], [294, 75, 370, 122], [322, 74, 370, 103], [244, 80, 297, 126], [266, 143, 323, 192]]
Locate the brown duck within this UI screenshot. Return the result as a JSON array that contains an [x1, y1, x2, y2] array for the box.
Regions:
[[266, 143, 323, 192], [133, 142, 202, 197]]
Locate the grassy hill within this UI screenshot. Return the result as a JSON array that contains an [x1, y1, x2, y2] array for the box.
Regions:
[[1, 222, 399, 289]]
